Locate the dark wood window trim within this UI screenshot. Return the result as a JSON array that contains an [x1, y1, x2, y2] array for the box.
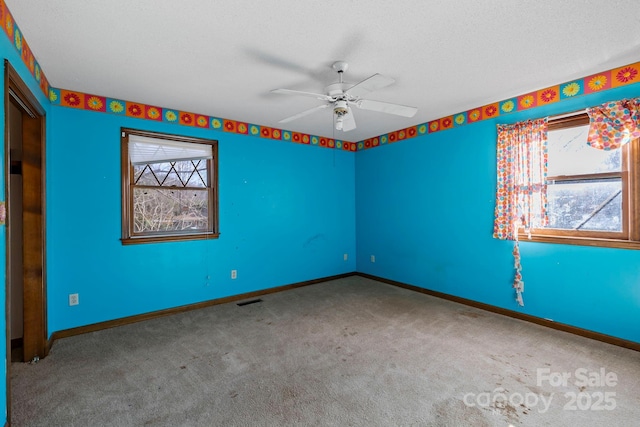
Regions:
[[520, 112, 640, 250], [121, 128, 219, 245]]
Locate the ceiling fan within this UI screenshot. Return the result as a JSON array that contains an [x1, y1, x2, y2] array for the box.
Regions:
[[271, 61, 417, 132]]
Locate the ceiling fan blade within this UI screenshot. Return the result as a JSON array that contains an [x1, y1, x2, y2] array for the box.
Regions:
[[357, 99, 418, 118], [345, 74, 395, 98], [244, 47, 325, 81], [278, 104, 330, 124], [271, 88, 332, 101], [341, 107, 356, 132]]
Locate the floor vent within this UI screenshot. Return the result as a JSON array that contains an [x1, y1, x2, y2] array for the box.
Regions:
[[237, 298, 263, 307]]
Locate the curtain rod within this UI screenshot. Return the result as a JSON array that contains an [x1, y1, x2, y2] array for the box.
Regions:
[[548, 108, 588, 121]]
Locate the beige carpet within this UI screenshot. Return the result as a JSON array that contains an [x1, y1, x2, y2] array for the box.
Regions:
[[10, 276, 640, 426]]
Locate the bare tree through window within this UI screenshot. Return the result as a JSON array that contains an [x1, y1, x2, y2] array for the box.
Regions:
[[121, 129, 218, 244], [521, 111, 640, 249]]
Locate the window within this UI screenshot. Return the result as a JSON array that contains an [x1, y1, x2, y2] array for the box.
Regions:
[[525, 113, 640, 249], [121, 128, 219, 244]]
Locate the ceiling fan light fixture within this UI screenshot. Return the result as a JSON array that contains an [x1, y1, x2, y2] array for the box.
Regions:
[[334, 100, 348, 116], [334, 100, 348, 130]]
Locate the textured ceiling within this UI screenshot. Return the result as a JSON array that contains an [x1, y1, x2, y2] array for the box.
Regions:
[[6, 0, 640, 142]]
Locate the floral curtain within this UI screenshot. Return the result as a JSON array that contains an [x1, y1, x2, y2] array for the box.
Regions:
[[493, 118, 548, 306], [587, 98, 640, 150]]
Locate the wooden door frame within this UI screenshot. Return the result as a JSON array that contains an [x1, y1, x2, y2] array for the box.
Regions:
[[4, 60, 47, 420]]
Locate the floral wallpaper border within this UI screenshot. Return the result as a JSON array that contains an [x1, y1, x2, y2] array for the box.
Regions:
[[357, 61, 640, 150], [0, 0, 49, 97], [47, 88, 356, 151], [1, 0, 639, 154], [0, 1, 354, 151], [50, 60, 639, 153]]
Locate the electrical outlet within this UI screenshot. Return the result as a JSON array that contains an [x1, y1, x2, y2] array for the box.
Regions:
[[344, 253, 348, 261], [231, 270, 237, 279], [69, 293, 79, 306], [370, 255, 376, 263]]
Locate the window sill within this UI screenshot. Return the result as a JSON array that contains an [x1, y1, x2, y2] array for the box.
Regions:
[[519, 234, 640, 250], [121, 232, 220, 245]]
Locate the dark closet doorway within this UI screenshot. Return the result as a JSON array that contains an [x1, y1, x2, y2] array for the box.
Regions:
[[4, 60, 47, 411]]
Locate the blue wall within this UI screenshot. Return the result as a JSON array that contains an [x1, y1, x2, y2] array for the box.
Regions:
[[47, 107, 356, 332], [0, 32, 51, 425], [356, 84, 640, 343], [2, 31, 357, 425], [2, 8, 640, 426]]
